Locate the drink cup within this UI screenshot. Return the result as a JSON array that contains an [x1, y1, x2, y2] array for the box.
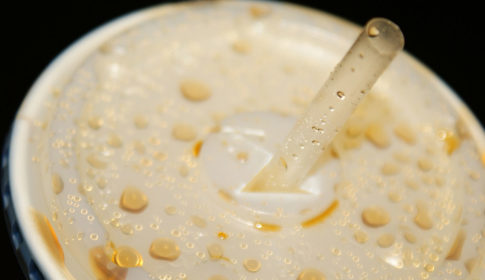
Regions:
[[2, 1, 484, 279]]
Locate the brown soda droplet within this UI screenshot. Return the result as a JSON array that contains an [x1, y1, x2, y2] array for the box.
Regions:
[[414, 202, 433, 230], [336, 91, 345, 99], [133, 141, 146, 154], [153, 151, 167, 161], [191, 216, 207, 228], [417, 158, 434, 172], [90, 246, 127, 280], [88, 116, 104, 130], [346, 122, 363, 138], [297, 268, 326, 280], [394, 123, 416, 145], [368, 26, 380, 37], [365, 123, 390, 148], [119, 186, 148, 213], [377, 233, 395, 248], [51, 173, 64, 195], [133, 115, 149, 129], [362, 206, 390, 227], [243, 258, 261, 272], [353, 230, 368, 244], [164, 205, 177, 215], [207, 243, 224, 259], [381, 162, 400, 176], [232, 40, 251, 54], [209, 276, 229, 280], [107, 133, 123, 148], [113, 246, 143, 268], [180, 80, 211, 102], [86, 154, 108, 169], [404, 232, 416, 244], [172, 123, 197, 141], [149, 238, 181, 261]]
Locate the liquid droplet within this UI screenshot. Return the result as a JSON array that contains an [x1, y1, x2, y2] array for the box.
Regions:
[[149, 238, 181, 261], [113, 246, 143, 267], [243, 258, 262, 272], [119, 187, 148, 213], [368, 26, 380, 37], [207, 243, 224, 259], [336, 91, 345, 100], [298, 268, 326, 280]]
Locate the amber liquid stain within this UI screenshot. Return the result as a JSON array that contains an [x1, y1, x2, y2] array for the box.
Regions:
[[253, 222, 281, 232], [90, 246, 128, 280], [32, 210, 64, 264], [301, 200, 339, 228], [217, 231, 229, 240], [192, 140, 203, 157]]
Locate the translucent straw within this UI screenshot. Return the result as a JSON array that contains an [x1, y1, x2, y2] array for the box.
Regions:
[[244, 18, 404, 192]]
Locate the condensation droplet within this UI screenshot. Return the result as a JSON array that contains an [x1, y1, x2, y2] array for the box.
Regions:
[[336, 91, 345, 100], [243, 258, 261, 272], [368, 26, 380, 37], [149, 238, 181, 261]]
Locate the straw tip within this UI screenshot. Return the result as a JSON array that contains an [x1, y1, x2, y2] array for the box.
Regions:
[[365, 18, 405, 55]]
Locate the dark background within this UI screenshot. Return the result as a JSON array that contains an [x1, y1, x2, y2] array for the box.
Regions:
[[1, 1, 483, 278]]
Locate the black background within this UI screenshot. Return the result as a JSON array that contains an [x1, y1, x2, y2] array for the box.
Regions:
[[1, 1, 483, 278]]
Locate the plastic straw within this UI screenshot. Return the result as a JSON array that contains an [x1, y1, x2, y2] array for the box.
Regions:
[[244, 18, 404, 192]]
